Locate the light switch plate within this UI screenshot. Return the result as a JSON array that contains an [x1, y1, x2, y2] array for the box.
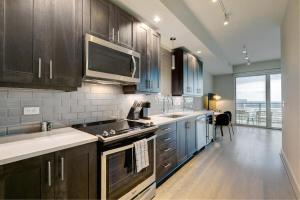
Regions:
[[24, 107, 40, 115]]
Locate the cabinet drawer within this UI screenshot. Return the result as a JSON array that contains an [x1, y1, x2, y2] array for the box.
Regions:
[[156, 154, 177, 181], [156, 123, 176, 136], [157, 141, 177, 163], [157, 130, 176, 145]]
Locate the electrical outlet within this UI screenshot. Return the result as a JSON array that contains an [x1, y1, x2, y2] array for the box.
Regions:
[[24, 107, 40, 115]]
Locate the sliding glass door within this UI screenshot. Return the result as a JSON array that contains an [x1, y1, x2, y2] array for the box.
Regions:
[[270, 74, 282, 128], [235, 74, 282, 129], [236, 76, 266, 127]]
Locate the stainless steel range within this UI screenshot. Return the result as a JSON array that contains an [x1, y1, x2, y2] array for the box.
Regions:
[[73, 120, 158, 200]]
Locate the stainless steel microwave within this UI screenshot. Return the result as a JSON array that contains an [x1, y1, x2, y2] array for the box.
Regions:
[[84, 34, 140, 84]]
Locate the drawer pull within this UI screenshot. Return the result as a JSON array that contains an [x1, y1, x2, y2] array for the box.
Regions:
[[164, 148, 172, 152], [162, 127, 171, 132], [164, 138, 171, 142], [163, 163, 171, 168]]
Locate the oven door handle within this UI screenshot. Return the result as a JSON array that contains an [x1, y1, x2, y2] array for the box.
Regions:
[[102, 135, 157, 156]]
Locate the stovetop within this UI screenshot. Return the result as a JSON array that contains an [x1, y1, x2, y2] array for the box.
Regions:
[[72, 119, 157, 142]]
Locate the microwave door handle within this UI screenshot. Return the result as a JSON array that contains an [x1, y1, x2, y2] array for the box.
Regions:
[[131, 55, 136, 78]]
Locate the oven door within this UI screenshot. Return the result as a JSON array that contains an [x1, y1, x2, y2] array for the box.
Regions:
[[85, 34, 140, 84], [101, 135, 156, 200]]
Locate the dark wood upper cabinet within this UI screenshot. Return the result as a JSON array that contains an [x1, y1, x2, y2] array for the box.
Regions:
[[194, 59, 203, 95], [83, 0, 114, 41], [0, 0, 46, 86], [0, 0, 83, 90], [0, 154, 55, 199], [149, 30, 160, 93], [115, 7, 134, 49], [0, 143, 97, 200], [135, 22, 150, 92], [45, 0, 83, 88], [172, 48, 203, 96]]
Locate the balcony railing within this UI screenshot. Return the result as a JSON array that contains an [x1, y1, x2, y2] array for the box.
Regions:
[[236, 102, 282, 128]]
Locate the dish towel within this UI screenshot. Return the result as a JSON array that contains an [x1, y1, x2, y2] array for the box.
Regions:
[[134, 139, 149, 173]]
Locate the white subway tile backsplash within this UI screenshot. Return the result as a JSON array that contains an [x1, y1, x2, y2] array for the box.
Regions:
[[0, 83, 195, 136]]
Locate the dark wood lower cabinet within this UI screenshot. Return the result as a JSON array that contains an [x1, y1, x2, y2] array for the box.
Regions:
[[0, 154, 55, 199], [0, 142, 97, 199]]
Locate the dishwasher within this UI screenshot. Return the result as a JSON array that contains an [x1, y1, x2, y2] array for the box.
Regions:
[[196, 115, 207, 151]]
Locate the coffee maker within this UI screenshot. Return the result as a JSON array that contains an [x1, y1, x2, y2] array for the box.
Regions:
[[140, 101, 151, 120], [127, 101, 151, 120]]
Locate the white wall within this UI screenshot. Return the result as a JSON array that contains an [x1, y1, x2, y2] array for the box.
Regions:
[[281, 0, 300, 197], [203, 69, 214, 95], [213, 74, 235, 122], [234, 59, 281, 75]]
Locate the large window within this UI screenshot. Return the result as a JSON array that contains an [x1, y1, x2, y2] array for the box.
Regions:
[[236, 76, 266, 127], [235, 74, 282, 129]]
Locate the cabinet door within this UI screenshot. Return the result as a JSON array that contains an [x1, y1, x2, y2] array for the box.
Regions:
[[0, 0, 46, 86], [83, 0, 114, 41], [136, 22, 150, 92], [149, 30, 160, 93], [186, 54, 195, 95], [183, 53, 189, 95], [115, 7, 134, 49], [45, 0, 83, 88], [194, 59, 203, 96], [54, 143, 97, 199], [186, 119, 197, 157], [176, 120, 187, 164], [0, 154, 55, 199]]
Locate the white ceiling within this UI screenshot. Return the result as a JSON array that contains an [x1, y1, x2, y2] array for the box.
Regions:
[[112, 0, 288, 74], [182, 0, 288, 65]]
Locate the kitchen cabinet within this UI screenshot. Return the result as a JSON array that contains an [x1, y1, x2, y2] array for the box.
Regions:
[[123, 23, 161, 94], [115, 7, 135, 49], [186, 118, 197, 158], [172, 48, 203, 96], [83, 0, 114, 41], [176, 117, 197, 164], [0, 0, 45, 86], [84, 0, 135, 49], [46, 0, 83, 89], [0, 0, 83, 90], [149, 30, 161, 93], [0, 143, 97, 199], [156, 123, 177, 184], [0, 154, 55, 199]]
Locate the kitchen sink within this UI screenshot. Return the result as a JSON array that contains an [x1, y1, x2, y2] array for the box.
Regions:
[[161, 114, 187, 118]]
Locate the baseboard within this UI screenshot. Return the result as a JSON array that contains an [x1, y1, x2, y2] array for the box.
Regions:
[[281, 150, 300, 199]]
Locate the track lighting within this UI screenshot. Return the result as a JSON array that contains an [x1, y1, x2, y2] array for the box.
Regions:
[[242, 45, 251, 65], [224, 13, 230, 26], [212, 0, 218, 3]]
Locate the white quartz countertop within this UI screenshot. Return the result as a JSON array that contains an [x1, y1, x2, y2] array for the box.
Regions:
[[0, 127, 98, 165], [135, 110, 213, 126]]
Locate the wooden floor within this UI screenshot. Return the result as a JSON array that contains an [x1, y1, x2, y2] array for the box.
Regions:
[[155, 126, 296, 199]]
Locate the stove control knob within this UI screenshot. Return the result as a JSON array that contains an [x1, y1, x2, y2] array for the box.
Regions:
[[109, 129, 116, 135], [103, 131, 109, 137]]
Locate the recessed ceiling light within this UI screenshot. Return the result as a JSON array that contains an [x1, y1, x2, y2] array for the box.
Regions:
[[212, 0, 218, 3], [197, 50, 202, 54], [153, 16, 161, 23]]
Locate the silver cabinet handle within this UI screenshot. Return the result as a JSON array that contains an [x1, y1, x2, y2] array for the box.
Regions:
[[48, 161, 51, 187], [49, 60, 53, 80], [162, 127, 171, 132], [117, 30, 120, 43], [61, 157, 64, 181], [38, 58, 42, 78], [163, 163, 171, 168], [164, 148, 172, 152], [112, 28, 115, 41], [131, 55, 136, 78]]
